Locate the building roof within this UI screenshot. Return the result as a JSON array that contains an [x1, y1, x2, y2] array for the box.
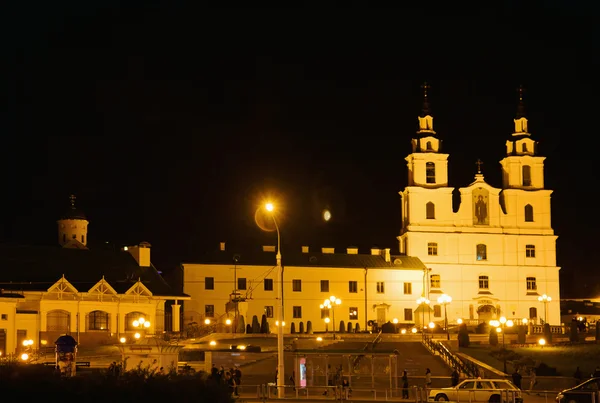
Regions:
[[186, 247, 426, 270], [0, 244, 186, 297], [60, 206, 87, 220]]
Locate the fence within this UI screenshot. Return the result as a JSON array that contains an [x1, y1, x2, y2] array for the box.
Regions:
[[422, 336, 478, 378]]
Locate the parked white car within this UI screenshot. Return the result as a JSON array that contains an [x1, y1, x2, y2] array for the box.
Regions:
[[428, 379, 523, 403]]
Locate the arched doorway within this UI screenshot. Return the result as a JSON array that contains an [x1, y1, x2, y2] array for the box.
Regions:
[[47, 310, 71, 333], [477, 304, 496, 322]]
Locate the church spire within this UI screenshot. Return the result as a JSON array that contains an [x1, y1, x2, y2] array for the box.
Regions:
[[417, 82, 435, 134], [513, 85, 529, 135]]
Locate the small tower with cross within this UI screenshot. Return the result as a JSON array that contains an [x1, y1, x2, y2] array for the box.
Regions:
[[57, 194, 89, 248]]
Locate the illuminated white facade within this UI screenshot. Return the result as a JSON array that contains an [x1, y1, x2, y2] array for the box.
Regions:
[[398, 89, 560, 326]]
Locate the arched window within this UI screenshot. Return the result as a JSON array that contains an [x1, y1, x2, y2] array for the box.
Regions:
[[125, 311, 148, 331], [87, 310, 109, 331], [522, 165, 531, 186], [426, 141, 433, 151], [522, 143, 528, 153], [426, 202, 435, 219], [524, 204, 534, 222], [476, 244, 487, 261], [46, 310, 70, 333], [426, 162, 436, 184]]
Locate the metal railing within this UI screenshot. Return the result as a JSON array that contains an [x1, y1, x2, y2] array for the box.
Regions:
[[422, 336, 478, 378]]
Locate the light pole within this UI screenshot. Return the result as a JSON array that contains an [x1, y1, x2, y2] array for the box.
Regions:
[[437, 294, 452, 340], [265, 202, 285, 398], [538, 294, 552, 324], [416, 297, 430, 338], [321, 296, 341, 339], [494, 317, 514, 373]]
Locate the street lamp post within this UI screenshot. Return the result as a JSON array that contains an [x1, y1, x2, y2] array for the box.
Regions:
[[416, 297, 430, 338], [321, 296, 341, 340], [265, 203, 285, 398], [437, 294, 452, 340], [496, 317, 514, 373], [538, 294, 552, 324]]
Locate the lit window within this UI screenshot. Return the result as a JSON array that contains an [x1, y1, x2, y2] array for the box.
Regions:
[[476, 244, 487, 261]]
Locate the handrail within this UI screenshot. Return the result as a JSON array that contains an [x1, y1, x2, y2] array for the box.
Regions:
[[422, 336, 478, 378], [352, 331, 383, 369]]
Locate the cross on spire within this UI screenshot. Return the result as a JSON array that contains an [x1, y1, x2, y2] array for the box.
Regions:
[[420, 81, 432, 116], [69, 194, 76, 208], [476, 159, 483, 174]]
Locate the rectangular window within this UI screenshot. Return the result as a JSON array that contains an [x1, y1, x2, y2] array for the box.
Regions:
[[265, 306, 274, 318], [430, 274, 440, 288], [403, 282, 412, 295], [476, 244, 487, 261], [526, 244, 536, 258], [1, 314, 7, 320], [479, 275, 489, 289], [320, 280, 329, 292], [237, 278, 247, 290], [321, 308, 330, 319], [426, 162, 436, 184], [205, 305, 215, 318], [376, 281, 385, 294], [349, 307, 358, 321], [293, 306, 302, 319], [205, 277, 214, 290], [293, 279, 302, 292], [264, 278, 273, 291], [428, 242, 438, 256], [433, 305, 442, 317], [404, 308, 413, 321], [349, 281, 358, 293], [526, 277, 537, 291]]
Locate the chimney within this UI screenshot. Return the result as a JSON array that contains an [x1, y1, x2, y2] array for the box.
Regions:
[[371, 247, 381, 255], [347, 247, 359, 254], [301, 246, 309, 253], [383, 248, 391, 263], [219, 242, 226, 251], [321, 247, 335, 254], [128, 242, 152, 267], [262, 245, 276, 252]]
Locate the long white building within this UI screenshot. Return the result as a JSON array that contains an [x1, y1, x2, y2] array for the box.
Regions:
[[182, 89, 560, 333]]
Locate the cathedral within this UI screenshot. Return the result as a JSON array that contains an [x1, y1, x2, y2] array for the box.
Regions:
[[0, 197, 187, 356], [182, 87, 560, 334]]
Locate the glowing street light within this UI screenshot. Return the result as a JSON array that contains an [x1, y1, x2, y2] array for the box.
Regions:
[[322, 296, 342, 339], [538, 294, 552, 324], [416, 297, 431, 337], [495, 316, 514, 373], [264, 202, 285, 398], [437, 294, 452, 340]]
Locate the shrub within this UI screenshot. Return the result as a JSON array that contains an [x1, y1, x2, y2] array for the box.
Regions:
[[569, 322, 579, 343], [476, 322, 488, 334], [299, 322, 304, 333], [290, 322, 296, 334], [0, 363, 233, 402], [543, 323, 552, 343], [306, 321, 313, 334], [260, 314, 269, 334], [517, 325, 527, 344], [237, 315, 245, 334], [489, 328, 498, 346], [339, 321, 345, 333], [251, 315, 260, 333], [381, 322, 395, 333], [458, 323, 470, 347]]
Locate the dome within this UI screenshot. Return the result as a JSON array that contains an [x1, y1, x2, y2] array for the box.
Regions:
[[61, 207, 87, 220]]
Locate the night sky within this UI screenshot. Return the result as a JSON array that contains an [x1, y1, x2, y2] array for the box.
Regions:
[[3, 4, 598, 296]]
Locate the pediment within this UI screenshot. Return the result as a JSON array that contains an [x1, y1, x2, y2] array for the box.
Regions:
[[88, 276, 118, 296], [459, 180, 501, 195], [125, 280, 153, 297], [47, 275, 79, 299]]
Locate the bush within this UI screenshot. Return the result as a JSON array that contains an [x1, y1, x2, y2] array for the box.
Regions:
[[517, 325, 527, 344], [543, 323, 552, 343], [236, 315, 245, 334], [489, 328, 499, 346], [458, 323, 470, 347], [290, 322, 296, 334], [299, 322, 304, 333], [569, 322, 579, 343], [260, 314, 269, 334], [251, 316, 260, 333], [306, 321, 313, 334], [0, 363, 233, 402], [476, 322, 488, 334], [339, 321, 345, 333]]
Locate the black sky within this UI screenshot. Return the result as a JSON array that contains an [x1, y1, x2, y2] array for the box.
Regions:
[[2, 4, 598, 295]]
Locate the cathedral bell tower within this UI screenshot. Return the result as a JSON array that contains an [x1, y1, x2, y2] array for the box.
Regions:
[[500, 86, 545, 190], [405, 83, 450, 187], [57, 194, 89, 249]]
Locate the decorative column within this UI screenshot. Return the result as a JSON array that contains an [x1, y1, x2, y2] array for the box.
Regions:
[[172, 303, 181, 332]]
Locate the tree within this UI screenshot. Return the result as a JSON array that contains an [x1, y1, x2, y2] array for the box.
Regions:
[[458, 323, 470, 347], [260, 315, 269, 334], [246, 324, 252, 334], [299, 322, 304, 333], [251, 315, 260, 333], [489, 328, 498, 346], [290, 322, 296, 334], [543, 323, 553, 343], [306, 321, 313, 334], [339, 321, 345, 333]]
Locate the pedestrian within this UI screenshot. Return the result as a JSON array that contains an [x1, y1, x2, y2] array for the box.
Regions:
[[512, 369, 522, 389], [425, 368, 432, 388], [528, 368, 537, 394], [451, 369, 460, 387], [234, 366, 242, 396], [225, 371, 236, 397], [341, 378, 350, 400], [402, 370, 410, 399], [289, 370, 296, 392], [574, 367, 582, 385]]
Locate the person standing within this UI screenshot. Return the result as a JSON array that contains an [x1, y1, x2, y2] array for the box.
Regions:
[[425, 368, 432, 389], [451, 369, 460, 387], [402, 370, 410, 399], [512, 369, 522, 389]]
